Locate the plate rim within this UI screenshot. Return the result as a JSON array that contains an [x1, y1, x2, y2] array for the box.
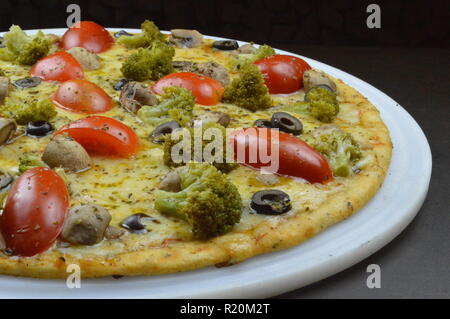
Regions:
[[0, 28, 432, 299]]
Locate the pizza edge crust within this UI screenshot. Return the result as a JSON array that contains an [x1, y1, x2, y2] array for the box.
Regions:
[[0, 77, 393, 279]]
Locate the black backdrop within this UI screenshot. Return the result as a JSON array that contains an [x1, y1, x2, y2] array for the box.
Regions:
[[1, 0, 448, 48]]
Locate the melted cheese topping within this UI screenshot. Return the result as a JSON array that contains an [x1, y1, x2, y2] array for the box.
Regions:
[[0, 36, 376, 258]]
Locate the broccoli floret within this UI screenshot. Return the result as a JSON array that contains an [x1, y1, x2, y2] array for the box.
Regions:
[[0, 26, 51, 65], [305, 87, 339, 123], [121, 40, 175, 81], [222, 63, 272, 111], [1, 97, 57, 125], [16, 32, 51, 65], [154, 162, 242, 239], [304, 125, 362, 177], [18, 153, 48, 174], [231, 44, 275, 70], [138, 86, 194, 126], [163, 122, 238, 173], [117, 20, 166, 49]]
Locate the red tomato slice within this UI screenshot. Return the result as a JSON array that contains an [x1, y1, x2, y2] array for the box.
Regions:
[[231, 127, 332, 183], [0, 167, 69, 256], [60, 21, 114, 53], [52, 79, 113, 114], [153, 72, 224, 106], [30, 51, 84, 82], [255, 54, 311, 94], [54, 116, 139, 158]]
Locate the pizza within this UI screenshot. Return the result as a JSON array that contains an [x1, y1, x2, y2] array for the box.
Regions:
[[0, 21, 392, 278]]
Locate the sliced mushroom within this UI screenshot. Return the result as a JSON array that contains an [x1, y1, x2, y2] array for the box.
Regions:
[[61, 204, 112, 245], [0, 76, 10, 105], [172, 61, 230, 86], [303, 70, 337, 93], [196, 61, 230, 86], [104, 226, 127, 239], [42, 134, 91, 172], [67, 47, 101, 70], [158, 170, 181, 192], [193, 111, 231, 127], [237, 43, 256, 54], [255, 173, 280, 186], [172, 60, 197, 72], [0, 118, 16, 146], [169, 29, 203, 48], [119, 81, 159, 113]]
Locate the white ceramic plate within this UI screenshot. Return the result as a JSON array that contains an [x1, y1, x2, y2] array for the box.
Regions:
[[0, 28, 432, 298]]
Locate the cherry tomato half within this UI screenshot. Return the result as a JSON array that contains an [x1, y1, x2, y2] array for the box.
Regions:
[[255, 54, 311, 94], [153, 72, 224, 106], [54, 116, 139, 158], [0, 167, 69, 256], [60, 21, 114, 53], [31, 51, 84, 82], [231, 127, 332, 183], [52, 79, 113, 114]]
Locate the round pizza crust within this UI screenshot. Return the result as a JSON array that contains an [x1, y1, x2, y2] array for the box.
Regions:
[[0, 77, 392, 278]]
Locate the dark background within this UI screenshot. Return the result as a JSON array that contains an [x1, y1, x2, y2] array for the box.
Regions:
[[1, 0, 448, 298], [0, 0, 449, 48]]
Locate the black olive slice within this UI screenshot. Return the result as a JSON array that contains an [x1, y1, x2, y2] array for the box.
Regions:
[[14, 77, 42, 89], [304, 85, 335, 102], [150, 121, 182, 144], [212, 40, 239, 51], [26, 121, 54, 138], [113, 78, 130, 91], [120, 213, 151, 234], [250, 189, 291, 215], [254, 119, 273, 129], [271, 112, 303, 135], [0, 172, 13, 191], [114, 30, 133, 38]]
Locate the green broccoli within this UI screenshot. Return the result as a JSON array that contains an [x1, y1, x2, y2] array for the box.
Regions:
[[138, 86, 194, 126], [0, 26, 51, 65], [18, 153, 48, 174], [154, 162, 242, 239], [305, 87, 339, 123], [163, 121, 237, 173], [231, 44, 275, 70], [117, 20, 166, 49], [1, 97, 57, 125], [222, 63, 272, 111], [121, 40, 175, 81], [303, 125, 362, 177]]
